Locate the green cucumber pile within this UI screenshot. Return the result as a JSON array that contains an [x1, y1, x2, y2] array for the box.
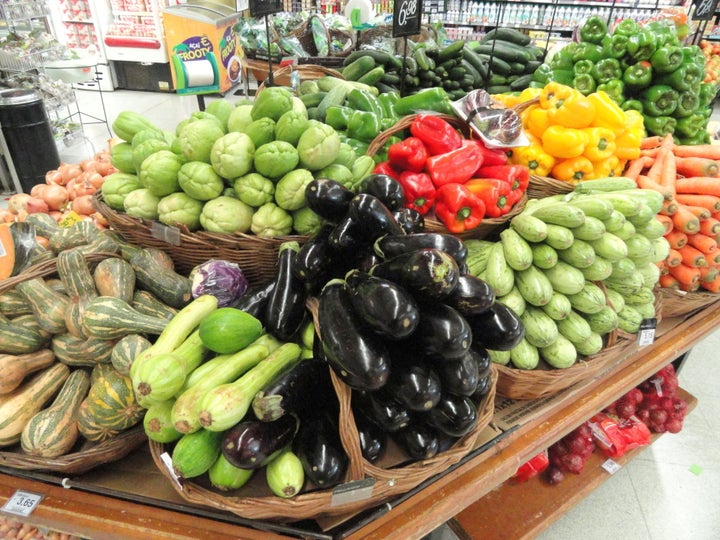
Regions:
[[465, 177, 670, 370]]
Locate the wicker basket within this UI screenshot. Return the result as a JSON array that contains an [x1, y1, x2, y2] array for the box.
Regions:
[[366, 114, 527, 240], [148, 363, 497, 521], [92, 192, 306, 284], [527, 174, 574, 200], [658, 287, 720, 319], [0, 426, 146, 475], [255, 63, 344, 93]]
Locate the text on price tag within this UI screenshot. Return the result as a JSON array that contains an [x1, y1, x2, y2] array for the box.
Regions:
[[2, 490, 44, 517]]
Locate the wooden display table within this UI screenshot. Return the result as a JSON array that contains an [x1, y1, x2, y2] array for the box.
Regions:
[[0, 303, 718, 540]]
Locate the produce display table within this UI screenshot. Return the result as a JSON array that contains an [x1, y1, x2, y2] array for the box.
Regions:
[[0, 301, 717, 540]]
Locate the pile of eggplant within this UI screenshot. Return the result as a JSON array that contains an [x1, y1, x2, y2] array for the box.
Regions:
[[236, 174, 526, 473]]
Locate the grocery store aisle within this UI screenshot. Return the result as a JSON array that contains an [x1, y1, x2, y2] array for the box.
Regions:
[[67, 88, 720, 540]]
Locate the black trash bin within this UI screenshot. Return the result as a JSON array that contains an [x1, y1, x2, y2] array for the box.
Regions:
[[0, 88, 61, 193]]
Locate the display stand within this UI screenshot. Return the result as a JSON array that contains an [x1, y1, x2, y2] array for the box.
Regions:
[[0, 300, 717, 539]]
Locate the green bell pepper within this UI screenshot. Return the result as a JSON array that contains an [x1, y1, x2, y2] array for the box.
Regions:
[[342, 137, 370, 156], [643, 114, 677, 136], [573, 73, 597, 95], [580, 15, 608, 45], [682, 46, 707, 68], [377, 92, 399, 120], [641, 85, 679, 116], [621, 99, 644, 113], [533, 63, 553, 84], [614, 19, 639, 37], [572, 42, 604, 63], [674, 113, 704, 138], [597, 80, 625, 104], [622, 61, 653, 91], [676, 90, 700, 118], [592, 58, 622, 84], [656, 63, 704, 92], [699, 82, 718, 108], [393, 87, 453, 116], [551, 43, 580, 70], [650, 46, 684, 74], [550, 68, 575, 86], [602, 34, 629, 59], [573, 59, 595, 77], [346, 88, 383, 118], [678, 130, 711, 146], [324, 105, 354, 131], [626, 30, 657, 61], [646, 20, 681, 47]]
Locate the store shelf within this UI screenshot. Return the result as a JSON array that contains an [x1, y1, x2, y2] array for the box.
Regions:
[[0, 301, 717, 539]]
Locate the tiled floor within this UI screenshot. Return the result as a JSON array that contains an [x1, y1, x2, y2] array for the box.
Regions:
[[14, 87, 720, 539]]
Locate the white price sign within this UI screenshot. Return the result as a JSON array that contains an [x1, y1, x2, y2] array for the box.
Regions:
[[2, 490, 44, 517]]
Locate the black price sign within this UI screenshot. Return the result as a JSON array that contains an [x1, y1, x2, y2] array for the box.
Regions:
[[393, 0, 422, 37], [693, 0, 719, 20], [249, 0, 281, 18]]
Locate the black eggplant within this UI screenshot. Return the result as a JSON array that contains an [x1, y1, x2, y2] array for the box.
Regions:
[[436, 431, 460, 453], [370, 248, 460, 301], [345, 269, 420, 340], [353, 390, 411, 433], [424, 393, 478, 438], [437, 351, 480, 397], [221, 415, 299, 469], [292, 223, 335, 291], [353, 248, 383, 274], [416, 302, 472, 361], [471, 373, 493, 404], [305, 178, 355, 222], [347, 193, 405, 239], [373, 233, 468, 267], [231, 280, 275, 321], [293, 411, 348, 488], [385, 361, 442, 411], [392, 421, 440, 461], [466, 302, 525, 351], [471, 345, 492, 379], [360, 174, 406, 211], [444, 274, 495, 316], [252, 358, 334, 422], [265, 241, 307, 341], [318, 279, 392, 391], [393, 208, 425, 234], [328, 214, 366, 252], [353, 407, 386, 463]]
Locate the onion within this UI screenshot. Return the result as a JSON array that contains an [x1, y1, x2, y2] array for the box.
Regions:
[[7, 193, 32, 213], [59, 162, 82, 184], [49, 211, 64, 222], [90, 211, 109, 227], [0, 209, 16, 223], [72, 194, 95, 215], [80, 159, 97, 171], [30, 183, 48, 198], [93, 160, 116, 176], [35, 235, 50, 249], [41, 184, 69, 211], [26, 197, 50, 214], [45, 169, 63, 185], [86, 171, 105, 189]]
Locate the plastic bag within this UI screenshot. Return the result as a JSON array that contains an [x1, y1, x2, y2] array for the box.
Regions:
[[513, 450, 549, 482], [589, 412, 651, 458]]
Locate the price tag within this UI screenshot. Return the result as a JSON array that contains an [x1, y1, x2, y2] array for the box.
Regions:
[[331, 478, 375, 506], [2, 490, 44, 517], [392, 0, 422, 37], [160, 452, 182, 489], [637, 318, 657, 347], [249, 0, 281, 18], [601, 459, 621, 475], [150, 222, 181, 246], [692, 0, 720, 20]]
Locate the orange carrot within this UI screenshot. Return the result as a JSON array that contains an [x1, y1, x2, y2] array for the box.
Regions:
[[675, 177, 720, 196], [625, 156, 652, 181], [664, 229, 688, 249], [700, 273, 720, 292], [684, 205, 712, 221], [712, 211, 720, 222], [659, 273, 680, 289], [705, 252, 720, 266], [640, 136, 663, 150], [636, 174, 674, 200], [700, 265, 719, 283], [701, 217, 720, 236], [640, 147, 661, 158], [660, 197, 679, 216], [668, 263, 701, 288], [666, 248, 683, 267], [671, 204, 701, 234], [686, 232, 718, 254], [674, 157, 720, 178], [657, 261, 669, 275], [671, 145, 720, 160], [678, 244, 708, 267], [656, 214, 674, 234], [674, 194, 720, 212]]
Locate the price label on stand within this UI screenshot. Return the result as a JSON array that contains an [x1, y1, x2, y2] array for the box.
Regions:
[[692, 0, 720, 20], [637, 318, 657, 347], [393, 0, 422, 37], [249, 0, 281, 18], [2, 490, 44, 517]]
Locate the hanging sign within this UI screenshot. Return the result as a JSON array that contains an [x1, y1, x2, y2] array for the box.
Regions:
[[692, 0, 719, 20], [393, 0, 422, 37], [249, 0, 281, 18]]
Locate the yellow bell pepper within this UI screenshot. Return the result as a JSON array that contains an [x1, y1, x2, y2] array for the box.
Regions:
[[614, 130, 642, 161], [519, 87, 543, 102], [492, 93, 520, 108], [583, 127, 617, 161], [540, 83, 596, 128], [587, 91, 627, 133], [542, 125, 589, 159], [623, 109, 645, 134], [552, 156, 595, 183], [524, 107, 551, 140], [591, 155, 620, 178], [539, 82, 577, 110], [509, 142, 556, 177]]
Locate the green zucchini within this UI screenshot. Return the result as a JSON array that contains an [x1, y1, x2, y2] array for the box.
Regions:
[[480, 28, 532, 46], [266, 448, 304, 498], [171, 428, 223, 479], [481, 242, 515, 297], [557, 309, 593, 344], [511, 213, 548, 243], [496, 287, 527, 317], [544, 224, 575, 250], [342, 55, 376, 81], [515, 265, 554, 307], [557, 239, 596, 268], [541, 291, 572, 321], [510, 338, 539, 370], [521, 306, 559, 348], [540, 334, 577, 369], [586, 306, 619, 335], [567, 282, 607, 315], [543, 261, 586, 295], [500, 228, 533, 271], [571, 216, 607, 242]]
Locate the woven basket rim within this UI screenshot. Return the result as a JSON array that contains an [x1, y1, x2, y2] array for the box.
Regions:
[[659, 287, 719, 318]]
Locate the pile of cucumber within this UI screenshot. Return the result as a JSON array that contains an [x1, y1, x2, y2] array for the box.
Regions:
[[465, 178, 670, 371], [341, 27, 542, 99]]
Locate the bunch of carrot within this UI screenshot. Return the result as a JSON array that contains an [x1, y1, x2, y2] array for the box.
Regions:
[[625, 134, 720, 293]]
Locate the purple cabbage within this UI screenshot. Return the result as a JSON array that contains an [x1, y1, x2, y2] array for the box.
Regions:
[[190, 259, 248, 307]]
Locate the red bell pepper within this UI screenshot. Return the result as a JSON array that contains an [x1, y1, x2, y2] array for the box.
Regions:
[[373, 161, 401, 180], [387, 136, 428, 172], [474, 164, 529, 205], [513, 450, 549, 482], [425, 140, 484, 188], [409, 114, 463, 156], [434, 183, 485, 233], [396, 171, 436, 215], [473, 139, 509, 167], [465, 178, 512, 218]]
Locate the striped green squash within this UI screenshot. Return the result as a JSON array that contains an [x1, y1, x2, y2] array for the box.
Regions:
[[82, 368, 145, 432], [16, 278, 70, 335], [110, 334, 152, 375], [51, 333, 116, 367], [0, 314, 52, 355]]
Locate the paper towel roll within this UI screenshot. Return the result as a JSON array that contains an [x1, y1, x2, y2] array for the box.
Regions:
[[182, 59, 216, 87], [344, 0, 374, 25]]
